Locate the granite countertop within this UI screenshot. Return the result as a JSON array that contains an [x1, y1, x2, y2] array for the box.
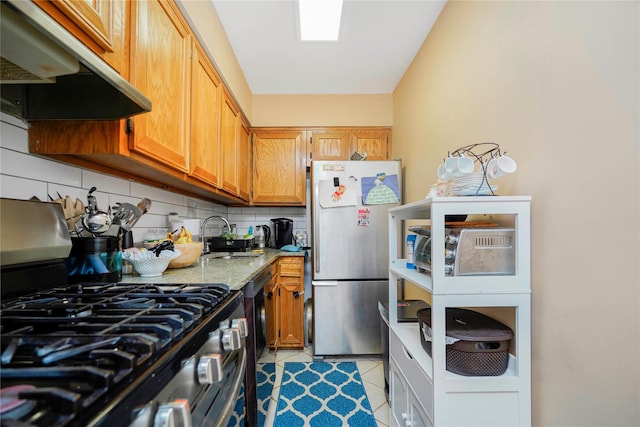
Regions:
[[119, 248, 306, 291]]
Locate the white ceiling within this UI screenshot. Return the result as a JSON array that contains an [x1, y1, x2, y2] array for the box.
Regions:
[[211, 0, 446, 95]]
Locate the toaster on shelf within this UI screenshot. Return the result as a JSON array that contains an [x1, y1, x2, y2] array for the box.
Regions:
[[412, 225, 516, 276]]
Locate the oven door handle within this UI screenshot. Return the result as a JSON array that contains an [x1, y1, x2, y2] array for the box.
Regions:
[[214, 348, 247, 427]]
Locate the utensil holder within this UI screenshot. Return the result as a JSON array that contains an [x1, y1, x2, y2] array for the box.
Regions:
[[67, 237, 122, 283]]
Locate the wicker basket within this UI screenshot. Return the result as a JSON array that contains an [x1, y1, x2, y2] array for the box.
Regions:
[[417, 307, 513, 376]]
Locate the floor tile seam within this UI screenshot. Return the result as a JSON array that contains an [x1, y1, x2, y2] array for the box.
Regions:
[[362, 378, 385, 388], [371, 400, 390, 412]]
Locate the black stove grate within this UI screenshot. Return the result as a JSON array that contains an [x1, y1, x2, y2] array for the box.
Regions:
[[0, 282, 236, 427]]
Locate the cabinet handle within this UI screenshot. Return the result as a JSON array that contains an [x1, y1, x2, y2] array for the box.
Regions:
[[265, 291, 273, 299], [293, 291, 304, 298], [402, 345, 413, 360]]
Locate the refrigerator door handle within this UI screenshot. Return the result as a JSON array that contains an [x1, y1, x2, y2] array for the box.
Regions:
[[311, 281, 338, 287], [314, 194, 320, 274]]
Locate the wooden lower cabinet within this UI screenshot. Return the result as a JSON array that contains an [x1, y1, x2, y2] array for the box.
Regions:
[[266, 256, 305, 350]]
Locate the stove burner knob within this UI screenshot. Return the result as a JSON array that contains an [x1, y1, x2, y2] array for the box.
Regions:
[[221, 327, 242, 351], [445, 233, 459, 245], [444, 248, 456, 259], [154, 399, 192, 427], [197, 353, 223, 384], [206, 329, 223, 353], [444, 263, 454, 275], [219, 319, 231, 330], [231, 318, 248, 338], [130, 401, 158, 427]]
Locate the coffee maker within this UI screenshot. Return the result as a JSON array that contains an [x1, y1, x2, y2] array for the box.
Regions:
[[254, 225, 270, 249], [271, 218, 293, 249]]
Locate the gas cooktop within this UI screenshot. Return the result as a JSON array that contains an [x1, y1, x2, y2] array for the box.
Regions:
[[0, 282, 240, 427]]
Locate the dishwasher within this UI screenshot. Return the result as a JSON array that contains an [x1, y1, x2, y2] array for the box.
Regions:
[[243, 266, 272, 427]]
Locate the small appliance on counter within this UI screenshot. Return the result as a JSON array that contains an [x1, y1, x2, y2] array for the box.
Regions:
[[255, 225, 271, 249], [271, 217, 293, 249], [254, 225, 265, 248]]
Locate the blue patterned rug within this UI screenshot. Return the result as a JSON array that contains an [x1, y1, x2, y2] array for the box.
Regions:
[[274, 362, 377, 427], [227, 362, 276, 427]]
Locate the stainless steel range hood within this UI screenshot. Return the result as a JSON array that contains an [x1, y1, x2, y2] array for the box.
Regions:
[[0, 1, 151, 121]]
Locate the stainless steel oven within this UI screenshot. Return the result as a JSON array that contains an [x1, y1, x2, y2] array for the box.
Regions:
[[0, 198, 248, 427]]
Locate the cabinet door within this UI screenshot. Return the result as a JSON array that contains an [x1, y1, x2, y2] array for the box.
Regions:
[[220, 88, 239, 195], [350, 128, 390, 160], [189, 40, 222, 187], [278, 257, 304, 348], [390, 358, 410, 427], [237, 118, 251, 201], [307, 129, 350, 164], [278, 277, 304, 348], [265, 279, 280, 350], [129, 0, 190, 172], [410, 393, 432, 427], [36, 0, 128, 75], [252, 130, 306, 205]]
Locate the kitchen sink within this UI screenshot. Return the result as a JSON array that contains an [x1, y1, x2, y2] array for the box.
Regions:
[[209, 252, 264, 260]]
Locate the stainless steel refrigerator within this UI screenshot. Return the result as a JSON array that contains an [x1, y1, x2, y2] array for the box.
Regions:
[[311, 160, 402, 356]]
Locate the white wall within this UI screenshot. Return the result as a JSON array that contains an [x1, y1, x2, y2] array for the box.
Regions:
[[0, 113, 306, 244], [393, 1, 639, 426]]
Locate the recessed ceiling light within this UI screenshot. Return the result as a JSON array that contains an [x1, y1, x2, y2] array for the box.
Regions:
[[298, 0, 343, 41]]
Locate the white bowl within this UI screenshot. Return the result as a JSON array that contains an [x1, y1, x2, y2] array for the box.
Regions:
[[123, 249, 181, 277]]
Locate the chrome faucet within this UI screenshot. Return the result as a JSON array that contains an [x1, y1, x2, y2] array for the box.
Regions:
[[200, 215, 231, 254]]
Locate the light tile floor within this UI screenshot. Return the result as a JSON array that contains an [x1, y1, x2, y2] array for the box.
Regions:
[[257, 347, 390, 427]]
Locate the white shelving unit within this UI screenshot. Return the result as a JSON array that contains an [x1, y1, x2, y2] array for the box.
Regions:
[[388, 196, 531, 427]]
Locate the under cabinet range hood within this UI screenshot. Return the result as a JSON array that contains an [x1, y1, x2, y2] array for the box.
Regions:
[[0, 0, 151, 121]]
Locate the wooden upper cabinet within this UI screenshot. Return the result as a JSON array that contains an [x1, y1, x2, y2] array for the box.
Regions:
[[189, 40, 222, 187], [220, 88, 240, 196], [350, 128, 390, 160], [129, 0, 191, 173], [35, 0, 129, 76], [306, 127, 392, 165], [252, 129, 306, 206], [307, 129, 350, 164], [27, 0, 249, 206], [237, 118, 251, 201]]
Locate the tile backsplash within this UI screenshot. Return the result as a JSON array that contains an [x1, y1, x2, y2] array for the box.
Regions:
[[0, 113, 307, 245]]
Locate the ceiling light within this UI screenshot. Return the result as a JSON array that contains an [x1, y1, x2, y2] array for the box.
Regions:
[[298, 0, 343, 41]]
